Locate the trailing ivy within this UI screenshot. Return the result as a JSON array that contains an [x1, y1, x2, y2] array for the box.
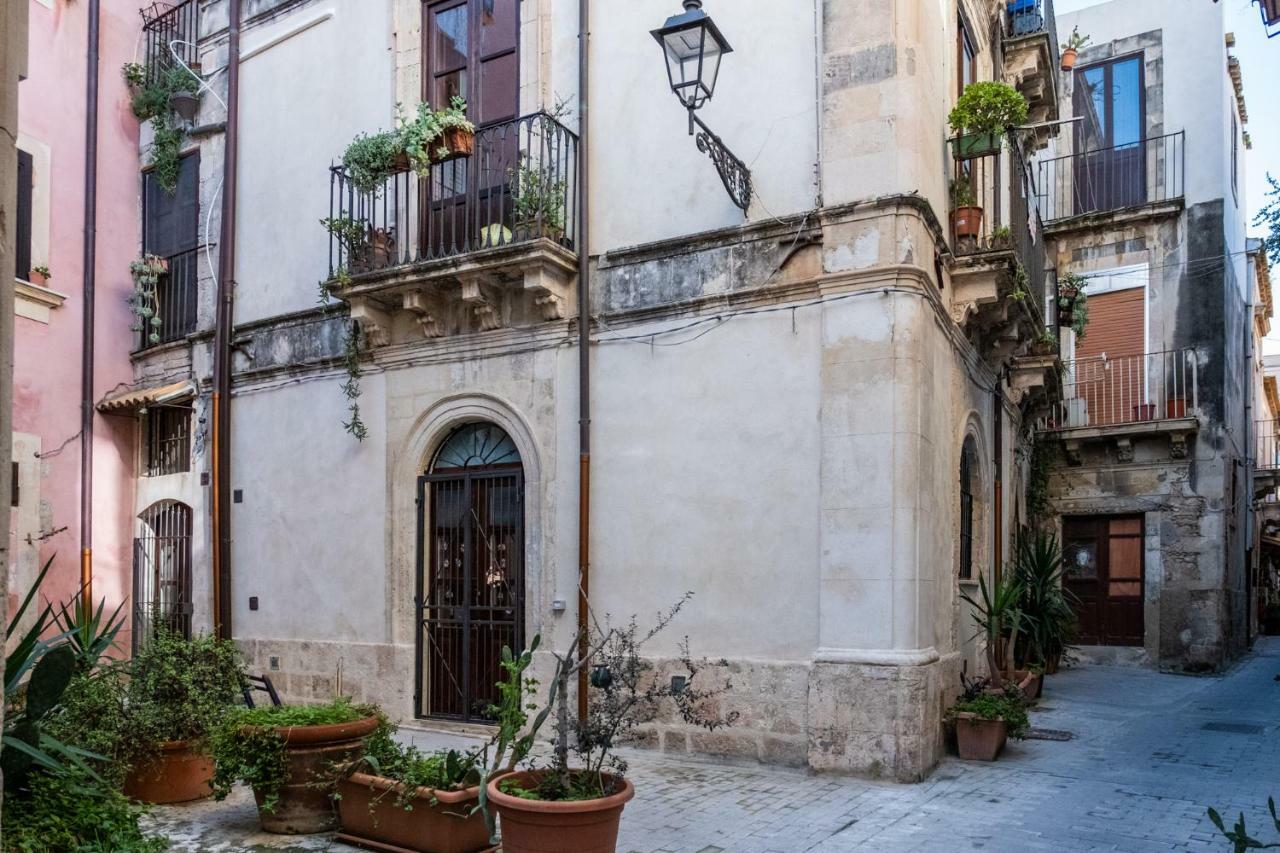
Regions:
[[1025, 436, 1054, 523], [342, 319, 369, 442], [125, 63, 200, 194]]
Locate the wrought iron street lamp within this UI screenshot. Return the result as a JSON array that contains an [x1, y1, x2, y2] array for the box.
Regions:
[[652, 0, 752, 213]]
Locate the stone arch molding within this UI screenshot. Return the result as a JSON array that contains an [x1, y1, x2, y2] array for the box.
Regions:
[[388, 394, 546, 650]]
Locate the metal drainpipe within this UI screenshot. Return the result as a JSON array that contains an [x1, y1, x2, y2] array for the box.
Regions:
[[211, 0, 241, 640], [993, 388, 1003, 583], [576, 0, 591, 725], [80, 0, 101, 617]]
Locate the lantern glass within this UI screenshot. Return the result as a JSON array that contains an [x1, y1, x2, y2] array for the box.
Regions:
[[653, 5, 732, 111]]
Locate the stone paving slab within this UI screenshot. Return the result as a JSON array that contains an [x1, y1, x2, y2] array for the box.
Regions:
[[146, 638, 1280, 851]]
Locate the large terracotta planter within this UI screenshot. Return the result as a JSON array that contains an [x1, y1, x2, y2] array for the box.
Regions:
[[487, 770, 635, 853], [955, 714, 1007, 761], [252, 715, 379, 835], [950, 206, 985, 240], [335, 772, 491, 853], [1061, 46, 1078, 72], [124, 740, 214, 804]]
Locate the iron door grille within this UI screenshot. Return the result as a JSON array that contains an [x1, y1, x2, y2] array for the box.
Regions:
[[416, 469, 524, 722], [133, 500, 194, 652]]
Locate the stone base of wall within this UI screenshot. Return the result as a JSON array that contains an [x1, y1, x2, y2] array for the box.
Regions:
[[238, 638, 958, 782]]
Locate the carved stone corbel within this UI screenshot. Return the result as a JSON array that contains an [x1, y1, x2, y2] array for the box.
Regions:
[[1062, 438, 1083, 467], [1115, 437, 1134, 463], [459, 275, 504, 332], [523, 258, 574, 322], [348, 297, 392, 347], [1169, 430, 1190, 460], [403, 289, 447, 338]]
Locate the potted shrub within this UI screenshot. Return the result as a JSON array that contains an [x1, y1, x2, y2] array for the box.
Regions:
[[512, 162, 567, 241], [342, 130, 407, 196], [485, 595, 736, 853], [211, 698, 381, 834], [1058, 272, 1089, 338], [321, 217, 378, 272], [1060, 26, 1091, 72], [950, 175, 983, 240], [1012, 532, 1078, 678], [947, 686, 1029, 761], [1031, 329, 1058, 356], [399, 97, 476, 176], [948, 81, 1028, 160], [960, 572, 1025, 691], [335, 722, 489, 853]]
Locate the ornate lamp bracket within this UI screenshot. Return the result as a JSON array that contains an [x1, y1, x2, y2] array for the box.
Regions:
[[690, 112, 753, 214]]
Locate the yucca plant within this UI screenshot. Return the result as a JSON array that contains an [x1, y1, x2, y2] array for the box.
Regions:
[[1012, 531, 1078, 670], [53, 587, 128, 672], [960, 572, 1024, 689]]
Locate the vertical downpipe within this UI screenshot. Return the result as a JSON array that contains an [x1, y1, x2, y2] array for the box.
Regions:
[[993, 389, 1003, 583], [80, 0, 101, 617], [576, 0, 591, 725], [212, 0, 241, 640]]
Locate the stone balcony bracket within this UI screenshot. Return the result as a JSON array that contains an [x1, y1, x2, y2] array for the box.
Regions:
[[1056, 416, 1199, 466], [951, 257, 1041, 363], [333, 238, 578, 346], [1002, 29, 1060, 150], [1008, 353, 1059, 412]]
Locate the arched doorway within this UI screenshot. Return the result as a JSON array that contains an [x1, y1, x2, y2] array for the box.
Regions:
[[133, 500, 193, 652], [417, 423, 525, 721]]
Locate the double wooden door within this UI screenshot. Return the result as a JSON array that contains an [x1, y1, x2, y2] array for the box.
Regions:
[[1062, 515, 1145, 646]]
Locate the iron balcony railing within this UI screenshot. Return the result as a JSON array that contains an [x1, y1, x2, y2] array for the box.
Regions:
[[327, 112, 579, 278], [141, 0, 200, 84], [1035, 132, 1185, 224], [137, 248, 198, 351], [1006, 0, 1061, 74], [1042, 348, 1198, 430], [951, 137, 1051, 322], [1257, 420, 1280, 471]]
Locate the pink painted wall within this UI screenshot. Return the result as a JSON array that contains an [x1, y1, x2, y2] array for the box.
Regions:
[[13, 0, 141, 645]]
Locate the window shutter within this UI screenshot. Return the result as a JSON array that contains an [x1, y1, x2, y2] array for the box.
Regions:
[[15, 150, 33, 280], [143, 153, 200, 257]]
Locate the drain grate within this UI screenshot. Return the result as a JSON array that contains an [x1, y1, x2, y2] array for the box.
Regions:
[[1202, 722, 1267, 735], [1026, 728, 1074, 741]]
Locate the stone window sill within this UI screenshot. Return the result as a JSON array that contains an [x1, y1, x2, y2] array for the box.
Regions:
[[15, 278, 69, 324]]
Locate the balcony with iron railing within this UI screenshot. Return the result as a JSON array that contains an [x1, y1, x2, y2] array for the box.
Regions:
[[141, 1, 200, 83], [134, 249, 198, 351], [326, 112, 580, 345], [1255, 419, 1280, 499], [1002, 0, 1061, 147], [1036, 132, 1186, 226], [1038, 348, 1199, 461]]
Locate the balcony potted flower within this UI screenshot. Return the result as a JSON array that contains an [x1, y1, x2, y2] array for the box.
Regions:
[[950, 175, 984, 241], [1060, 27, 1091, 72], [948, 81, 1028, 160], [512, 162, 568, 242], [28, 265, 50, 286], [399, 97, 476, 176], [343, 130, 407, 196], [335, 726, 489, 853], [210, 698, 381, 834], [1058, 272, 1089, 338], [485, 596, 736, 853]]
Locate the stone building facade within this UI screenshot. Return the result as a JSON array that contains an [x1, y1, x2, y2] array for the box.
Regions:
[[1033, 0, 1256, 670], [112, 0, 1083, 783]]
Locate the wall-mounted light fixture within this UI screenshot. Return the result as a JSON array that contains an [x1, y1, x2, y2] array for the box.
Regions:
[[651, 0, 752, 213]]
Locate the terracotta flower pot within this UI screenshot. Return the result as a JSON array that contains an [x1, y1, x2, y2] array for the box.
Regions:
[[955, 714, 1007, 761], [951, 206, 985, 240], [999, 669, 1038, 700], [487, 770, 635, 853], [1061, 46, 1078, 72], [1133, 403, 1157, 421], [335, 772, 491, 853], [433, 127, 475, 165], [124, 740, 214, 804], [27, 270, 47, 286], [1166, 397, 1188, 419], [251, 715, 379, 835]]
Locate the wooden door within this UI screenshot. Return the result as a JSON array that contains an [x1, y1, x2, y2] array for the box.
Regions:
[[1063, 515, 1144, 646], [420, 0, 520, 257]]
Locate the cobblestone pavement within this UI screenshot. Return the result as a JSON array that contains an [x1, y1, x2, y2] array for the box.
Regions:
[[147, 638, 1280, 852]]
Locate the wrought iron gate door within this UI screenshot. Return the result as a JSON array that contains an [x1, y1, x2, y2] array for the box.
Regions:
[[132, 500, 194, 652], [417, 459, 524, 722]]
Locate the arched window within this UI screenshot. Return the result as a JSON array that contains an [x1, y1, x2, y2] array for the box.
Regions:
[[419, 422, 524, 722], [134, 500, 193, 650], [959, 439, 978, 580]]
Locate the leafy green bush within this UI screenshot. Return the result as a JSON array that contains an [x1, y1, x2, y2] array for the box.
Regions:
[[342, 131, 403, 195], [125, 64, 200, 194], [949, 692, 1030, 739], [3, 765, 167, 853], [210, 698, 377, 814], [948, 81, 1029, 137]]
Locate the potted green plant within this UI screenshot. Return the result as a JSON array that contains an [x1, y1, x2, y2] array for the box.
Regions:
[[399, 97, 476, 176], [211, 698, 381, 834], [342, 130, 406, 196], [1058, 272, 1089, 338], [28, 265, 50, 286], [129, 254, 169, 345], [950, 175, 983, 240], [511, 162, 567, 241], [320, 216, 394, 272], [948, 81, 1029, 160], [1060, 26, 1091, 72], [960, 572, 1025, 691], [335, 719, 489, 853], [485, 595, 736, 853], [947, 677, 1029, 761], [1012, 532, 1078, 676], [49, 623, 247, 805]]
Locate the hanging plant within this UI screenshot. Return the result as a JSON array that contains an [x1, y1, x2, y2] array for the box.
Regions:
[[1058, 271, 1090, 338], [397, 97, 475, 176], [129, 255, 169, 344], [341, 319, 368, 442], [125, 63, 200, 194]]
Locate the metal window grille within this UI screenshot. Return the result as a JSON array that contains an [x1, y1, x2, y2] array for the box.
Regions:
[[143, 404, 191, 477], [133, 500, 194, 651], [960, 443, 976, 580], [141, 1, 200, 84]]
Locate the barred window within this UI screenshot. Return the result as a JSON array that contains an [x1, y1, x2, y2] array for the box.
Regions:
[[959, 438, 978, 580], [143, 404, 191, 477]]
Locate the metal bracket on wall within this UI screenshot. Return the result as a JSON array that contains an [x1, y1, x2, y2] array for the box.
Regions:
[[692, 113, 752, 214]]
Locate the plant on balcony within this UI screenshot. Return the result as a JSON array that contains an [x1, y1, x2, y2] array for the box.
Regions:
[[398, 97, 476, 177], [511, 162, 567, 240], [129, 254, 169, 345], [29, 265, 50, 286], [950, 175, 984, 240], [948, 81, 1028, 159], [1060, 26, 1091, 71], [1058, 271, 1089, 338], [990, 225, 1013, 249], [342, 130, 405, 196], [321, 216, 375, 271], [126, 63, 201, 194]]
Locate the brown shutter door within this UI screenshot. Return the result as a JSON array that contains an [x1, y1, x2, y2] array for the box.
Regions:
[[15, 149, 32, 280], [1072, 287, 1146, 426], [1075, 287, 1145, 361]]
